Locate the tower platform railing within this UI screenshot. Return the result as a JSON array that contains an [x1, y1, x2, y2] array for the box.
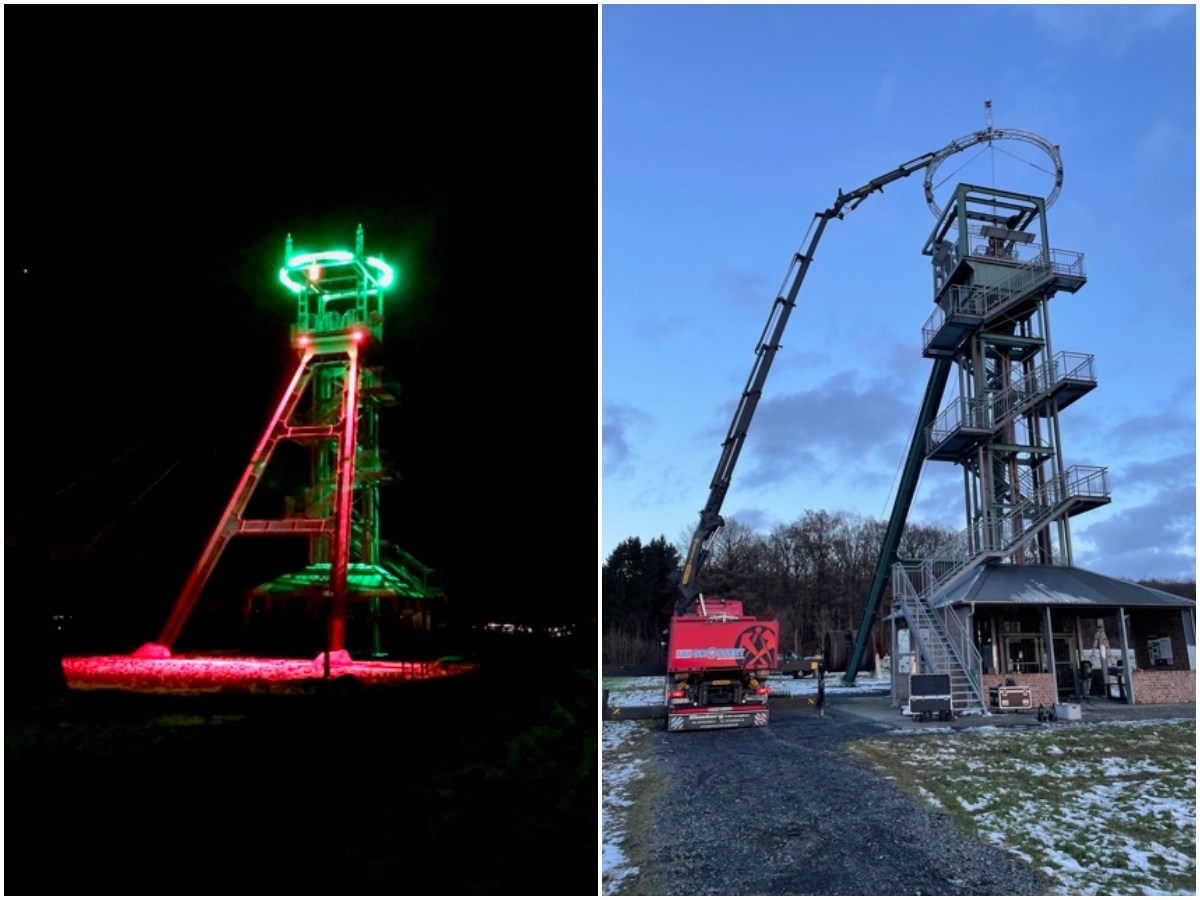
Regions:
[[991, 351, 1096, 426], [927, 351, 1097, 457], [922, 244, 1087, 354], [915, 465, 1111, 592]]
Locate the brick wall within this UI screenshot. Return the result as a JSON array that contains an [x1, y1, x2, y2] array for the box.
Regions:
[[1131, 669, 1196, 704], [893, 664, 1196, 706]]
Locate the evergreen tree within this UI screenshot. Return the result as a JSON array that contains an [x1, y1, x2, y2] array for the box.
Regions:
[[602, 535, 680, 642]]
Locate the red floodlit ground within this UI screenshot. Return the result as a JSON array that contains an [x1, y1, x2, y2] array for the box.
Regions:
[[62, 653, 478, 694]]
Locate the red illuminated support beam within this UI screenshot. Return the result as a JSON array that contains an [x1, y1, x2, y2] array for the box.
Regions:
[[238, 519, 331, 534], [152, 348, 317, 651], [326, 338, 362, 652]]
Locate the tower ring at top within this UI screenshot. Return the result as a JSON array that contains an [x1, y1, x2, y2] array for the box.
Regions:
[[922, 127, 1064, 220]]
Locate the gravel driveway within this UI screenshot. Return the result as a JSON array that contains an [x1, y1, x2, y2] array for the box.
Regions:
[[609, 696, 1052, 896]]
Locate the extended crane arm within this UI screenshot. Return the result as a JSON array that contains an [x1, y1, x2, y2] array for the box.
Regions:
[[674, 129, 1002, 615]]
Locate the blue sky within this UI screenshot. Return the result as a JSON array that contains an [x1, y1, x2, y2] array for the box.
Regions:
[[601, 4, 1196, 582]]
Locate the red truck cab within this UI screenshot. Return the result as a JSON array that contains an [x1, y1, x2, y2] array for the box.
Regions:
[[664, 599, 778, 731]]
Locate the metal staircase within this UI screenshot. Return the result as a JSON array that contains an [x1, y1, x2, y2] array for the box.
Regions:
[[895, 464, 1110, 713], [892, 562, 986, 712]]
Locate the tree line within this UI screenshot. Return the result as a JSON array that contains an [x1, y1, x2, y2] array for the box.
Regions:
[[601, 510, 958, 666], [603, 511, 1198, 667]]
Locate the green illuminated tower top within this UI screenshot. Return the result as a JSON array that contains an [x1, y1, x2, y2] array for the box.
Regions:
[[279, 224, 395, 348]]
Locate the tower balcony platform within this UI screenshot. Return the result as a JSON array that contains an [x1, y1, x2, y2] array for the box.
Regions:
[[926, 396, 991, 461], [981, 465, 1112, 554], [992, 351, 1097, 426], [904, 465, 1112, 592], [922, 246, 1087, 359]]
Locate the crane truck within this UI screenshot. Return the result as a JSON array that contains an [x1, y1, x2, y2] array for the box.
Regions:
[[663, 120, 1045, 730], [664, 598, 777, 731]]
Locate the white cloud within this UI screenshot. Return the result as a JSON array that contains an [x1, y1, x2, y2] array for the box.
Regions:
[[603, 403, 653, 478]]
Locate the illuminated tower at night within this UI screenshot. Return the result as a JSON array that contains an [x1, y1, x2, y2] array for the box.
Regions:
[[139, 225, 440, 662]]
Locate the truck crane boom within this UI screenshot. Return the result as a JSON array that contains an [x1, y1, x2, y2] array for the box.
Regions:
[[674, 128, 1023, 616]]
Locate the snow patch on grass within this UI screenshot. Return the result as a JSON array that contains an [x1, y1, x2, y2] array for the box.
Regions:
[[602, 686, 657, 896], [856, 719, 1197, 896]]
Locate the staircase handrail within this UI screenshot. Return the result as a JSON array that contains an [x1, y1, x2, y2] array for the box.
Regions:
[[892, 562, 987, 709]]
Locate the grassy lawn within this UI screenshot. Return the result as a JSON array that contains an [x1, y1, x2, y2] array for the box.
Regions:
[[847, 720, 1197, 895]]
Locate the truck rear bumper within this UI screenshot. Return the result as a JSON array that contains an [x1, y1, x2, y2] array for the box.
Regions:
[[667, 705, 769, 731]]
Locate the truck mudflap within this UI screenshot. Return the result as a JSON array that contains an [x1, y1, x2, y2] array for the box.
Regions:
[[667, 705, 769, 731]]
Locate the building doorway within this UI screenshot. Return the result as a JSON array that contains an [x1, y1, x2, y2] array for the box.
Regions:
[[1001, 633, 1077, 679]]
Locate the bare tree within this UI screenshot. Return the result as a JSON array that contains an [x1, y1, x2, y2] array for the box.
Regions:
[[657, 512, 965, 660]]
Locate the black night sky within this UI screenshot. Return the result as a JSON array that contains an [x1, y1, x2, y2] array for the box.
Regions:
[[6, 9, 599, 898], [8, 12, 599, 652]]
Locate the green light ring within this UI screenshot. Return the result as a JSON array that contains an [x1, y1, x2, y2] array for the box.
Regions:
[[278, 251, 394, 293], [280, 250, 353, 293], [287, 250, 354, 267], [365, 257, 394, 288]]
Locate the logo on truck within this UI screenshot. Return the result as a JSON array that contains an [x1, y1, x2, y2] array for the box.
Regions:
[[675, 646, 745, 660], [735, 624, 777, 668]]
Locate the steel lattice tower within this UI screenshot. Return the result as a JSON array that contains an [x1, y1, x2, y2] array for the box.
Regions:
[[920, 183, 1110, 566], [139, 225, 404, 660], [879, 183, 1114, 712]]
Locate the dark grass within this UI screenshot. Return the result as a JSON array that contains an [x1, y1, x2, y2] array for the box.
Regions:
[[6, 646, 597, 896]]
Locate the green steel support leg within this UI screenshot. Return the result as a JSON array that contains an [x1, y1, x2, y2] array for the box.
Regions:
[[843, 357, 952, 684]]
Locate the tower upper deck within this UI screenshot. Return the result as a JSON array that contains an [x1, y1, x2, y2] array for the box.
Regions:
[[920, 184, 1086, 359], [279, 224, 395, 349]]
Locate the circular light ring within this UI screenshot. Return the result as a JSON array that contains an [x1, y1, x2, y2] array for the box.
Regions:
[[922, 127, 1063, 220], [279, 250, 394, 293], [365, 256, 394, 288], [287, 250, 354, 268]]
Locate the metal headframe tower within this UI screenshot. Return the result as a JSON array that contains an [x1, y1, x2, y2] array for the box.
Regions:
[[138, 225, 398, 659], [919, 183, 1110, 568], [840, 108, 1118, 689], [879, 178, 1113, 712]]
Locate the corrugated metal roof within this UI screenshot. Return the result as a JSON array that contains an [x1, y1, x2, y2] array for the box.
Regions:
[[930, 564, 1195, 610]]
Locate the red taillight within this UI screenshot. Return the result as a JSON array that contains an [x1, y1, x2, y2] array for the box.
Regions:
[[667, 689, 686, 699], [754, 686, 771, 695]]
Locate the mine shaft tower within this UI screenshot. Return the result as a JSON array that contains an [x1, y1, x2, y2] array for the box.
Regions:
[[921, 184, 1107, 567], [883, 182, 1113, 710], [141, 225, 413, 659]]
